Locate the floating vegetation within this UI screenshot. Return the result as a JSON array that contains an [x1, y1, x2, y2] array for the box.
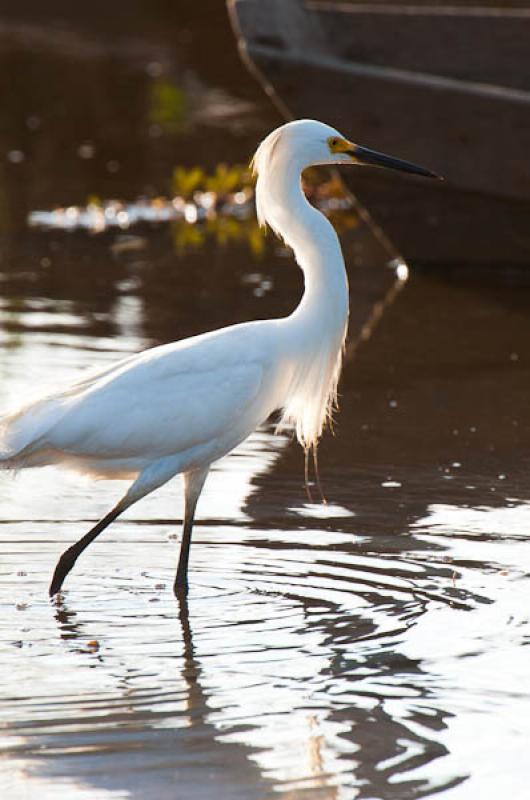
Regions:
[[27, 164, 357, 255], [172, 163, 253, 199]]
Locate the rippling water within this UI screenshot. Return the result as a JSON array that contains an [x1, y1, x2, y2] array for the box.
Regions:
[[3, 233, 530, 800], [1, 4, 530, 800]]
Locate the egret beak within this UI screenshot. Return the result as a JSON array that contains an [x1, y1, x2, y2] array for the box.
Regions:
[[351, 144, 442, 180]]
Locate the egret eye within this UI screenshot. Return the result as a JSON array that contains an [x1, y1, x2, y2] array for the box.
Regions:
[[329, 138, 339, 150]]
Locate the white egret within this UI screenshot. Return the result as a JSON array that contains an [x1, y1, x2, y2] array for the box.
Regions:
[[0, 120, 438, 597]]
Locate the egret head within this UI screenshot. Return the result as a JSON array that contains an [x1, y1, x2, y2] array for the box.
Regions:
[[252, 119, 440, 180]]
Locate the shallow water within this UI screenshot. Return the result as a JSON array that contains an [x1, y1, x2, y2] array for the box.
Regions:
[[1, 5, 530, 800]]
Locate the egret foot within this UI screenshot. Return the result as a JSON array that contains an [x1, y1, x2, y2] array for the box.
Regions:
[[48, 501, 128, 596], [49, 548, 78, 597]]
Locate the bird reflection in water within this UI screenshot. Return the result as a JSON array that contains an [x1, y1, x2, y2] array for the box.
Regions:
[[47, 587, 465, 799]]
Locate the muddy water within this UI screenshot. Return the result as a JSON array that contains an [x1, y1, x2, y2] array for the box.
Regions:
[[1, 4, 530, 800]]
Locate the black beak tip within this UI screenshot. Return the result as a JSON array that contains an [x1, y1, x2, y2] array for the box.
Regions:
[[402, 166, 443, 182], [353, 144, 444, 182], [411, 166, 444, 181]]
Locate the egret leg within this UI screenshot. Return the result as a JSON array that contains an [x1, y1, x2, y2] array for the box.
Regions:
[[49, 460, 182, 597], [49, 497, 131, 597], [174, 468, 209, 596]]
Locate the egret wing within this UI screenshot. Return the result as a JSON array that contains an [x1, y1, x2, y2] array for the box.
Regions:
[[1, 320, 278, 466], [46, 357, 266, 460]]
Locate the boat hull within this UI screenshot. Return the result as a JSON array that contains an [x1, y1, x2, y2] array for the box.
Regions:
[[229, 0, 530, 267]]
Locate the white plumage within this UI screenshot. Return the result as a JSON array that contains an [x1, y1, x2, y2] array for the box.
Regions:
[[0, 119, 437, 596]]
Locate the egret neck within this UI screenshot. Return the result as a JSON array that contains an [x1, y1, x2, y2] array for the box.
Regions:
[[255, 152, 349, 449]]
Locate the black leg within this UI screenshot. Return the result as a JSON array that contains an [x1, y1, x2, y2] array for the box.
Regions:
[[49, 501, 126, 597], [175, 516, 194, 595], [174, 468, 208, 597]]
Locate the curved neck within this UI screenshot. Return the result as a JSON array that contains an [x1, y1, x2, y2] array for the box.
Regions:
[[256, 159, 349, 321], [255, 154, 350, 449]]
